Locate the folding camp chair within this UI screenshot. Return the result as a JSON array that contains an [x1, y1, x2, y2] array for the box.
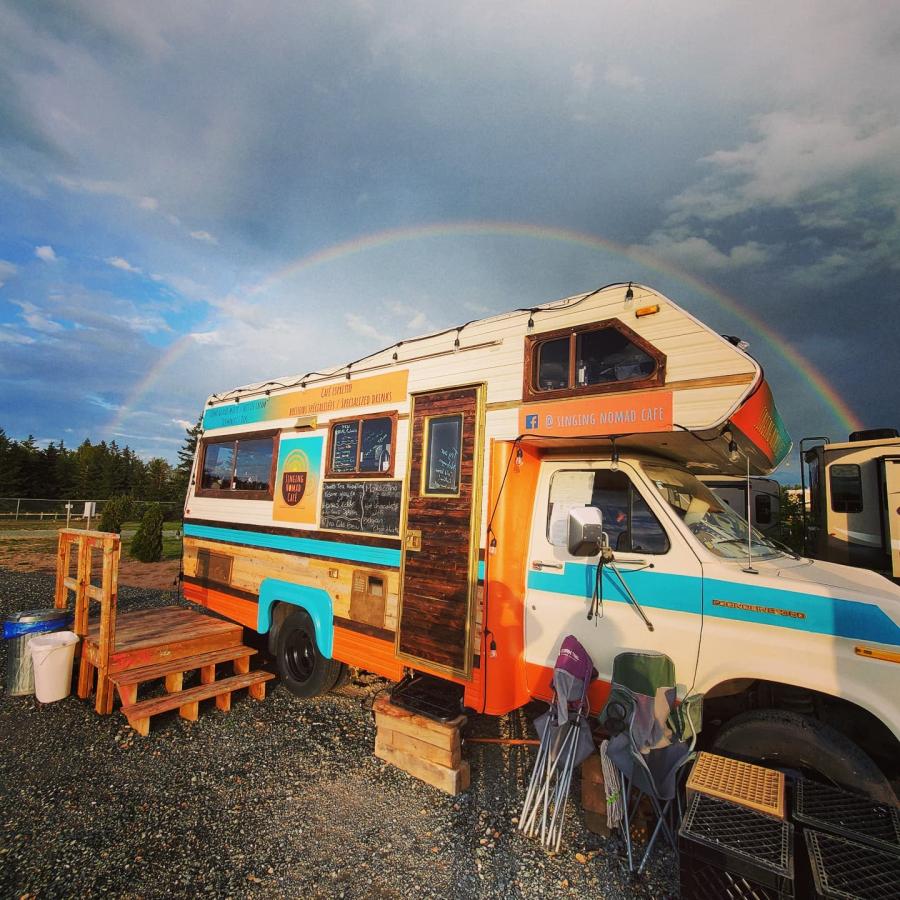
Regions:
[[519, 635, 598, 852], [598, 651, 703, 875]]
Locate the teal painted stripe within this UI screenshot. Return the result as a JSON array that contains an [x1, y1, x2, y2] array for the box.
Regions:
[[527, 564, 900, 646], [478, 560, 485, 582], [184, 523, 401, 568]]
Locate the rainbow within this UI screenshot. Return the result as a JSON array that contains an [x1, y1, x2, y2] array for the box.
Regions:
[[108, 221, 863, 440]]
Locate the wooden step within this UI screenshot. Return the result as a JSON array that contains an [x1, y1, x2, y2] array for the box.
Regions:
[[122, 671, 275, 736], [108, 644, 257, 705]]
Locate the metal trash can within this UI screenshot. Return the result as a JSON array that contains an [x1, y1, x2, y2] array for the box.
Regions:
[[3, 609, 73, 696]]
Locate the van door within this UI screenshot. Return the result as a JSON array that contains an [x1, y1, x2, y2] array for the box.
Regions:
[[524, 459, 703, 694], [396, 384, 485, 680], [882, 457, 900, 578]]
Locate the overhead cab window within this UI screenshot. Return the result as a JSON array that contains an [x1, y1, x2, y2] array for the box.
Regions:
[[526, 319, 665, 400], [327, 413, 396, 477], [198, 431, 277, 499]]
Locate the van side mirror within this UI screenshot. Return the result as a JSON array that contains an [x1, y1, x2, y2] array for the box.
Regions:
[[567, 506, 604, 556]]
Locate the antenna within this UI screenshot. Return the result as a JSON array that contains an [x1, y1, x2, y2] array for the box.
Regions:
[[743, 450, 758, 574]]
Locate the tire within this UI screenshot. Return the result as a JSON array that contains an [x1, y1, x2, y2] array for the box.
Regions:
[[273, 608, 342, 699], [713, 709, 896, 804]]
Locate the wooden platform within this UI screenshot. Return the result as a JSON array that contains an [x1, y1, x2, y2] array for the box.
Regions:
[[374, 697, 470, 795]]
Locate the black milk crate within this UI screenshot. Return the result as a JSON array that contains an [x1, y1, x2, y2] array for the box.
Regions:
[[805, 830, 900, 899], [679, 793, 794, 898], [794, 779, 900, 856]]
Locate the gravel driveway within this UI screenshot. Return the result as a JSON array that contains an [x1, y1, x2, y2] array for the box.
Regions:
[[0, 569, 677, 898]]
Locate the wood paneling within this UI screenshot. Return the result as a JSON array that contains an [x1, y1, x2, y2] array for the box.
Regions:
[[397, 385, 482, 677]]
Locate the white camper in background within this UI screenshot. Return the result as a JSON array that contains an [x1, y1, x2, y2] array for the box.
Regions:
[[701, 475, 781, 535], [802, 429, 900, 580]]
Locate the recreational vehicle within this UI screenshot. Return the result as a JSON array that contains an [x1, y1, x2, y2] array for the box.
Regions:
[[801, 430, 900, 581], [182, 283, 900, 800], [701, 475, 781, 535]]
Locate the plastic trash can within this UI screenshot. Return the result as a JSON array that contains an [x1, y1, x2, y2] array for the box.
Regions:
[[29, 631, 79, 703], [3, 608, 73, 696]]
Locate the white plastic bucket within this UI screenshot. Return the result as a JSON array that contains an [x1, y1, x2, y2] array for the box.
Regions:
[[29, 631, 79, 703]]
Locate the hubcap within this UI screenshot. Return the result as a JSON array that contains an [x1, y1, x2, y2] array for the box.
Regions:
[[284, 629, 315, 682]]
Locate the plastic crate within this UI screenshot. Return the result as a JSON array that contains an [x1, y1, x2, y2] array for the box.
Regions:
[[794, 779, 900, 856], [687, 751, 785, 818], [680, 856, 791, 900], [679, 793, 794, 896], [805, 830, 900, 899]]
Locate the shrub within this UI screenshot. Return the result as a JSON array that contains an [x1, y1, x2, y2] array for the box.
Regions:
[[130, 503, 164, 562], [99, 495, 133, 534]]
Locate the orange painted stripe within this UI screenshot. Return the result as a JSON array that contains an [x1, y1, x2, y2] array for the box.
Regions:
[[182, 582, 258, 630], [333, 626, 404, 681]]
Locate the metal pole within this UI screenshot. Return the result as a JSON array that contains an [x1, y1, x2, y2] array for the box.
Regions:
[[15, 499, 20, 521]]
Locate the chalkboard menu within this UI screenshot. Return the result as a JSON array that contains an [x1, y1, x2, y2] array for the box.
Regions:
[[330, 421, 359, 473], [359, 416, 393, 473], [321, 479, 402, 535], [425, 415, 462, 494]]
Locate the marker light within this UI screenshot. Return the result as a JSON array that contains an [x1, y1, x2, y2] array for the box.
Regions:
[[635, 304, 660, 318]]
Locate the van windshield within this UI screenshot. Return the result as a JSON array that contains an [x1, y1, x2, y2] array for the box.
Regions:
[[643, 464, 781, 560]]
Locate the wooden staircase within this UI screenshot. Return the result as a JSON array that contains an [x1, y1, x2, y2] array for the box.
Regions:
[[54, 529, 276, 735]]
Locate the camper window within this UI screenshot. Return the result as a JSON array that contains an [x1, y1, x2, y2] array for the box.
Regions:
[[830, 464, 863, 514], [423, 414, 463, 496], [525, 319, 665, 400], [197, 430, 278, 499], [755, 492, 774, 526], [326, 413, 396, 477], [546, 468, 669, 554]]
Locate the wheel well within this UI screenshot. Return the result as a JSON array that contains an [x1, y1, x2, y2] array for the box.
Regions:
[[702, 678, 900, 781], [266, 601, 294, 655]]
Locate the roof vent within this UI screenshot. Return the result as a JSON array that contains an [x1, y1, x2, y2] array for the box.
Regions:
[[848, 427, 899, 442]]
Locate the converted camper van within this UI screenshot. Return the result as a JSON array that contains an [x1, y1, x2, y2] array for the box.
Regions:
[[801, 430, 900, 581], [701, 475, 781, 535], [182, 283, 900, 800]]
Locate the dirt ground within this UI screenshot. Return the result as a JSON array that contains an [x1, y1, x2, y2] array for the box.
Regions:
[[0, 542, 181, 590]]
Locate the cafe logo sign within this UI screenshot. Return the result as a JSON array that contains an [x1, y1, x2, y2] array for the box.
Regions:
[[282, 470, 307, 506]]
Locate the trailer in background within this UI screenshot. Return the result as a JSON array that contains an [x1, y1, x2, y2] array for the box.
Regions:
[[701, 475, 781, 535], [801, 429, 900, 580]]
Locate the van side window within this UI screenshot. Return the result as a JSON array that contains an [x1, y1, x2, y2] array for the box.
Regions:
[[198, 431, 277, 499], [830, 464, 863, 513], [327, 413, 396, 477], [526, 319, 665, 401], [546, 469, 669, 554]]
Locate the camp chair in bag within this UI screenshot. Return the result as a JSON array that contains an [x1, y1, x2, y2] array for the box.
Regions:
[[598, 651, 703, 875], [519, 635, 598, 852]]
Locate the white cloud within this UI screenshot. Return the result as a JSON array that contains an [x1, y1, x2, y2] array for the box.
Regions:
[[106, 256, 142, 273], [0, 326, 36, 345], [172, 418, 193, 430], [189, 230, 217, 244], [14, 300, 65, 334], [604, 64, 644, 92], [0, 260, 17, 287], [386, 301, 427, 332], [345, 312, 392, 344], [189, 330, 222, 345], [35, 245, 57, 263], [630, 233, 773, 271]]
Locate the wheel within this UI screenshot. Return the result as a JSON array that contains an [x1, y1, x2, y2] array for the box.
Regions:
[[713, 709, 896, 804], [273, 608, 342, 699]]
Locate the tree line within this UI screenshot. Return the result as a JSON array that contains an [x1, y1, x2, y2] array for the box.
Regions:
[[0, 422, 201, 503]]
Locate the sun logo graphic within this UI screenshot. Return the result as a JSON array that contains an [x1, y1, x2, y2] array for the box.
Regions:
[[280, 448, 310, 506]]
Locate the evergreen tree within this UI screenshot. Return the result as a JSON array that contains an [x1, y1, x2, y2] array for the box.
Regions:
[[171, 418, 203, 502], [130, 503, 164, 562]]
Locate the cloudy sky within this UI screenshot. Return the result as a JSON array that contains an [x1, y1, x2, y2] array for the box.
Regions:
[[1, 1, 898, 477]]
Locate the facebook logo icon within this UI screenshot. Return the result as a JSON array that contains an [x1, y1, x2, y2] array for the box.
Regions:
[[525, 414, 539, 430]]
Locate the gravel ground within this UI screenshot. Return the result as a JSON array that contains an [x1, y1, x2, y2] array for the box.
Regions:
[[0, 569, 677, 898]]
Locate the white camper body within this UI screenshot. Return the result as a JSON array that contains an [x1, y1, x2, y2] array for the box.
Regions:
[[803, 432, 900, 580], [183, 283, 900, 799]]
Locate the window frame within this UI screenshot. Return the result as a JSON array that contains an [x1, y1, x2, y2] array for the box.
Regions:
[[325, 411, 398, 479], [421, 412, 464, 498], [830, 463, 864, 514], [195, 428, 280, 500], [523, 318, 666, 402], [545, 466, 671, 555]]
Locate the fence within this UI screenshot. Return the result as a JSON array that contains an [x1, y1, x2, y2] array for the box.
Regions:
[[0, 498, 182, 527]]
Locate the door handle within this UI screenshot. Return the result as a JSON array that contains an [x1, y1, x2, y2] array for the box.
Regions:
[[532, 560, 564, 571], [613, 558, 650, 568]]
